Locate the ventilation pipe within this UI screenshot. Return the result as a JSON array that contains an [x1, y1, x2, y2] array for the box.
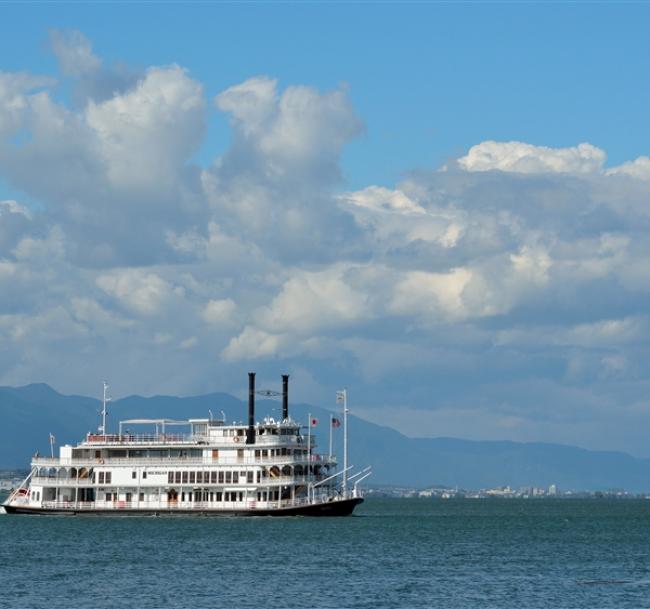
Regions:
[[247, 372, 255, 444], [282, 374, 289, 420]]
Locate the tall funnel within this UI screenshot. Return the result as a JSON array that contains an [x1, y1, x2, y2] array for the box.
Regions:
[[247, 372, 256, 444], [282, 374, 289, 420]]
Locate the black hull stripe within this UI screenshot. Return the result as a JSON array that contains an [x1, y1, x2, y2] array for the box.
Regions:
[[3, 497, 363, 517]]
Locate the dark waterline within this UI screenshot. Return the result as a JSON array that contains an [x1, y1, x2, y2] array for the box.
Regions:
[[2, 498, 650, 609]]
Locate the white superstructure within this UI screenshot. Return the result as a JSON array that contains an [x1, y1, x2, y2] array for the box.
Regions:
[[4, 374, 370, 517]]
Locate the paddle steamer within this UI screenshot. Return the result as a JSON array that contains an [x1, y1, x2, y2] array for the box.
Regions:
[[3, 374, 370, 516]]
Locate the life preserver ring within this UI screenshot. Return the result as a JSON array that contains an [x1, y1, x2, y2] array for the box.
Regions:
[[233, 436, 240, 443]]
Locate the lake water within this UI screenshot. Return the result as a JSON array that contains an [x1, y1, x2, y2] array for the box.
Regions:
[[2, 498, 650, 608]]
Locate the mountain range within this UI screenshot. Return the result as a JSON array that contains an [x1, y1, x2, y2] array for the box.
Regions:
[[2, 383, 650, 492]]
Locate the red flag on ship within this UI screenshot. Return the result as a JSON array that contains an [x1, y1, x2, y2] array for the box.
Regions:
[[331, 418, 341, 428], [311, 418, 318, 427]]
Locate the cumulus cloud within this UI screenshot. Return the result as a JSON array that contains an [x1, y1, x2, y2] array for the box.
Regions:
[[457, 140, 606, 174], [202, 298, 236, 325], [6, 31, 650, 455], [49, 29, 101, 77], [202, 76, 363, 262], [607, 156, 650, 180], [96, 269, 184, 316]]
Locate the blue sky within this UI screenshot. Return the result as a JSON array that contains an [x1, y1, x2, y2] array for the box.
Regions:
[[3, 3, 650, 188], [3, 2, 650, 456]]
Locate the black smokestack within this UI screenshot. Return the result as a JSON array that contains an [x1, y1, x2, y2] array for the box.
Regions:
[[282, 374, 289, 420], [247, 372, 255, 444]]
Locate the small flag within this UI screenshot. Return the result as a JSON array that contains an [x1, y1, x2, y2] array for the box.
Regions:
[[311, 418, 318, 427], [331, 418, 341, 428], [336, 390, 345, 404], [49, 433, 56, 444]]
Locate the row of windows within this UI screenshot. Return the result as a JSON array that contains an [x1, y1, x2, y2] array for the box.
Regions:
[[104, 492, 145, 502], [167, 470, 256, 484], [98, 472, 112, 484], [102, 490, 281, 502], [175, 491, 245, 502], [254, 448, 306, 457]]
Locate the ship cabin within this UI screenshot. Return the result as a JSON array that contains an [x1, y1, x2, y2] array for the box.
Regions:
[[26, 414, 333, 511]]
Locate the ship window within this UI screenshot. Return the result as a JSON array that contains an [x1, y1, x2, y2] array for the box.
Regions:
[[182, 471, 188, 483], [99, 472, 105, 484], [132, 471, 136, 479], [262, 450, 268, 457], [188, 492, 193, 502], [189, 472, 195, 484], [142, 472, 147, 479], [105, 472, 112, 484], [255, 450, 260, 459], [196, 471, 203, 483], [218, 471, 224, 484], [210, 492, 214, 502], [175, 472, 181, 484], [232, 472, 239, 484], [126, 493, 132, 502], [211, 471, 217, 483], [168, 472, 174, 484], [139, 493, 144, 502], [256, 471, 261, 483], [247, 471, 253, 484], [106, 492, 112, 501], [216, 492, 223, 501], [181, 492, 185, 501], [238, 492, 243, 501], [225, 471, 232, 484]]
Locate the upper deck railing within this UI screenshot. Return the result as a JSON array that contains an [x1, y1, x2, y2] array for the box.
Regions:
[[81, 433, 313, 447], [31, 453, 333, 467]]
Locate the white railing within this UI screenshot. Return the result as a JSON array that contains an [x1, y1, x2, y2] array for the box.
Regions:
[[37, 494, 350, 512], [32, 454, 332, 468], [81, 434, 315, 448], [29, 474, 330, 487]]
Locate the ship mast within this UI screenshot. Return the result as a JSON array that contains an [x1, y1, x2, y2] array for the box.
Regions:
[[99, 381, 111, 435], [337, 388, 349, 497]]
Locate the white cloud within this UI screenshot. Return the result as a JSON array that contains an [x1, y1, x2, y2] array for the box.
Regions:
[[607, 156, 650, 180], [215, 76, 363, 182], [0, 199, 32, 219], [390, 267, 472, 321], [221, 326, 287, 361], [256, 266, 368, 334], [6, 32, 650, 455], [49, 29, 101, 77], [179, 336, 198, 350], [96, 269, 183, 315], [457, 140, 606, 174], [202, 298, 236, 325], [86, 65, 205, 192], [340, 185, 464, 248]]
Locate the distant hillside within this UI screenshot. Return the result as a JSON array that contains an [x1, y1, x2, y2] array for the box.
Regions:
[[2, 383, 650, 492]]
